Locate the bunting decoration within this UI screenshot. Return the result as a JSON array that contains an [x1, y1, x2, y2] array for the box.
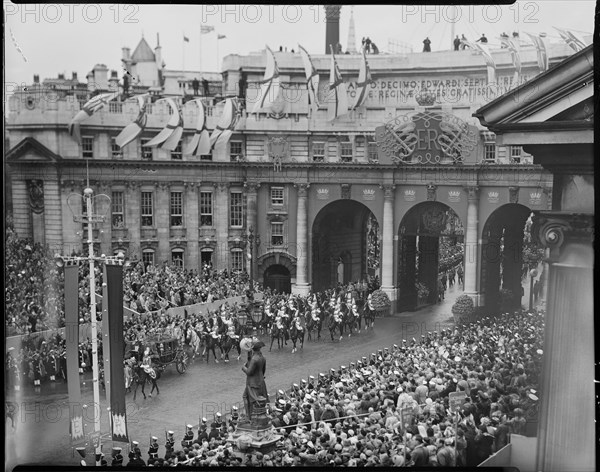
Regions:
[[500, 37, 521, 88], [68, 92, 119, 144], [184, 99, 211, 157], [461, 40, 497, 84], [327, 44, 349, 121], [209, 98, 239, 150], [105, 264, 129, 443], [525, 33, 549, 72], [115, 94, 149, 148], [298, 44, 321, 113], [250, 45, 281, 114], [144, 98, 183, 151], [553, 27, 587, 52], [352, 47, 374, 110], [64, 263, 85, 443]]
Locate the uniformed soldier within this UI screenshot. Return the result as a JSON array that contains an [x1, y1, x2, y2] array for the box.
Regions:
[[276, 389, 287, 403], [165, 431, 175, 456], [229, 406, 240, 430], [181, 424, 194, 448], [197, 418, 209, 443], [209, 414, 222, 440], [148, 436, 159, 460], [308, 375, 316, 390], [111, 447, 123, 466]]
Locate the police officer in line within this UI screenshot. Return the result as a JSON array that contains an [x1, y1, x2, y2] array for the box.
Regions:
[[181, 424, 194, 448], [111, 447, 123, 466], [197, 418, 209, 443], [148, 436, 159, 460]]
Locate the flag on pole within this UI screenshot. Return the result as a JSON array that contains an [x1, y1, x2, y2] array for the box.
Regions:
[[250, 45, 281, 114], [553, 27, 586, 52], [500, 37, 521, 89], [217, 34, 226, 40], [210, 98, 239, 150], [352, 47, 374, 110], [115, 94, 149, 148], [144, 98, 183, 151], [461, 40, 496, 84], [68, 92, 119, 144], [201, 25, 215, 34], [183, 99, 211, 157], [525, 33, 549, 72], [183, 34, 190, 43], [327, 44, 349, 121], [298, 44, 321, 113]]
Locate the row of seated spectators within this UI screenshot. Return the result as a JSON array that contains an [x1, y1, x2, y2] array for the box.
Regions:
[[117, 309, 543, 467]]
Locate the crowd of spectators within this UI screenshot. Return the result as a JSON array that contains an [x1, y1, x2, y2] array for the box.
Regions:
[[120, 309, 543, 467], [5, 229, 251, 336]]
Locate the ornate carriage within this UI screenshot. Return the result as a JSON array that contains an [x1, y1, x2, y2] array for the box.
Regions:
[[125, 334, 188, 374]]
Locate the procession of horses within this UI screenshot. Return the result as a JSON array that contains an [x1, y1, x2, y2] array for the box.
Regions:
[[123, 285, 377, 399]]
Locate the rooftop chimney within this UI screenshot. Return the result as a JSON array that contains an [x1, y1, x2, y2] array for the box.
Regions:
[[324, 5, 341, 54], [33, 74, 39, 83], [122, 47, 131, 62], [72, 72, 78, 81], [58, 73, 65, 80]]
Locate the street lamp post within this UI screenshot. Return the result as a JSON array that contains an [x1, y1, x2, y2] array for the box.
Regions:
[[529, 268, 539, 311]]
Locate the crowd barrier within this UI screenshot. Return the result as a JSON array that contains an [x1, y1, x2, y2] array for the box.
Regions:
[[5, 292, 264, 352]]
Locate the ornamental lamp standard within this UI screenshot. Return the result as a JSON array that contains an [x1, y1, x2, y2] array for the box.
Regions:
[[62, 177, 117, 466], [529, 268, 539, 310]]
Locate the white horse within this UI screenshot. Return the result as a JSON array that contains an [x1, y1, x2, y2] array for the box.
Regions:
[[183, 326, 202, 361]]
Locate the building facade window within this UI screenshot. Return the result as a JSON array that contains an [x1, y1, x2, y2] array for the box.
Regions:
[[141, 138, 153, 160], [271, 222, 284, 246], [510, 145, 522, 163], [82, 136, 94, 158], [230, 191, 243, 227], [170, 191, 183, 227], [312, 141, 325, 162], [200, 191, 213, 226], [230, 248, 243, 273], [109, 102, 123, 113], [171, 143, 182, 160], [270, 186, 284, 206], [484, 143, 496, 162], [141, 191, 154, 227], [111, 137, 123, 159], [340, 141, 353, 162], [367, 138, 378, 162], [229, 140, 244, 161], [171, 249, 184, 268], [111, 191, 125, 228], [200, 249, 213, 269], [142, 250, 155, 268]]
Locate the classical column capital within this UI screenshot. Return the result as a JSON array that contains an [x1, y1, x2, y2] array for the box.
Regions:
[[379, 184, 396, 200], [463, 185, 480, 201], [294, 183, 310, 197], [243, 181, 261, 193], [532, 211, 594, 261]]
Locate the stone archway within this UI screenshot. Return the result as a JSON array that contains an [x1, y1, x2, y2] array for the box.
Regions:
[[311, 200, 379, 292], [397, 201, 464, 311], [480, 203, 532, 312], [257, 252, 296, 292], [263, 264, 292, 294]]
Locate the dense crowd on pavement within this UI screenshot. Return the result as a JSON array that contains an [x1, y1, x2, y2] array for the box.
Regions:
[[5, 229, 251, 336], [116, 309, 543, 467]]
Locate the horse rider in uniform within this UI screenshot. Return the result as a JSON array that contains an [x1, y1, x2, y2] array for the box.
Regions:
[[181, 424, 194, 448], [148, 436, 159, 460], [141, 347, 157, 380]]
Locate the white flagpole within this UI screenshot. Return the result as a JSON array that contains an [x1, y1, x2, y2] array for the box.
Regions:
[[199, 25, 203, 75]]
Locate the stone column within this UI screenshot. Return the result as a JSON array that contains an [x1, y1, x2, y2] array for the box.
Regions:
[[292, 183, 310, 295], [380, 185, 395, 301], [214, 183, 229, 270], [463, 185, 480, 304], [533, 212, 594, 472], [184, 182, 199, 271], [155, 182, 171, 264]]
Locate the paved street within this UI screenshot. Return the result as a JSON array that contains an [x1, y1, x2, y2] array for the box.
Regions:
[[6, 286, 464, 468]]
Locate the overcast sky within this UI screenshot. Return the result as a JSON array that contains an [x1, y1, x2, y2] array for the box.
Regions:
[[5, 2, 595, 87]]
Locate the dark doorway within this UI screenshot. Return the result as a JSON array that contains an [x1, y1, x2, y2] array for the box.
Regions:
[[263, 264, 291, 294]]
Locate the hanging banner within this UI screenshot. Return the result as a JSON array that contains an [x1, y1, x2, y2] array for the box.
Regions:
[[64, 264, 85, 443], [105, 264, 129, 443]]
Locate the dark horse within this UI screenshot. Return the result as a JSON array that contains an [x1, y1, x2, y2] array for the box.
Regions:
[[328, 312, 344, 342], [201, 332, 220, 363], [289, 320, 305, 353], [132, 363, 161, 400], [306, 313, 323, 341], [269, 324, 286, 351]]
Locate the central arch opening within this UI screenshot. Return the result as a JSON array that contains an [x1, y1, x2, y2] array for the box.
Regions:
[[397, 201, 464, 311], [312, 200, 379, 292], [263, 264, 291, 294]]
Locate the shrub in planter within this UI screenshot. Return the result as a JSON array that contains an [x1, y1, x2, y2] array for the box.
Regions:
[[370, 289, 391, 309], [451, 294, 474, 325]]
